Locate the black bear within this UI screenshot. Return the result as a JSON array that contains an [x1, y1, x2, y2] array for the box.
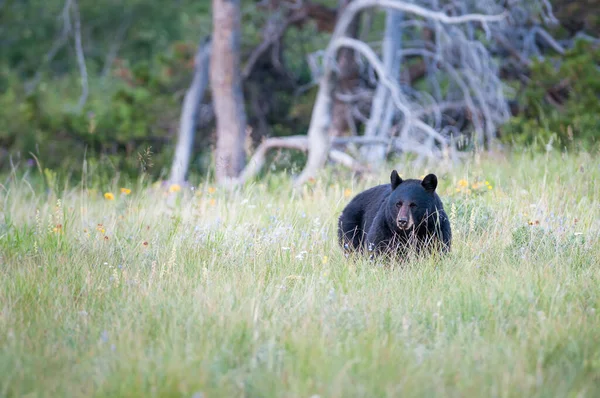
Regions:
[[338, 171, 451, 258]]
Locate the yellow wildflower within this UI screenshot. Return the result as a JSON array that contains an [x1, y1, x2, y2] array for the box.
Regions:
[[457, 179, 468, 188], [104, 192, 115, 200], [209, 198, 216, 206], [322, 256, 329, 264], [207, 186, 217, 194], [120, 187, 131, 195], [487, 185, 493, 190], [343, 188, 352, 198], [169, 184, 181, 193]]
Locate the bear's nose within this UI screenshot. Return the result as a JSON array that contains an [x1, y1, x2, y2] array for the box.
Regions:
[[398, 217, 408, 228]]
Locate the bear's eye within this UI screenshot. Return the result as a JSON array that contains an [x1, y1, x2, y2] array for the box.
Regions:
[[396, 202, 402, 208], [409, 203, 417, 208]]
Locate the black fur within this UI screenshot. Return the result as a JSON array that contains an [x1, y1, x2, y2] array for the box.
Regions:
[[338, 171, 452, 258]]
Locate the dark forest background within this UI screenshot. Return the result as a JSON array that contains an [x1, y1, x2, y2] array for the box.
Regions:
[[1, 0, 599, 182]]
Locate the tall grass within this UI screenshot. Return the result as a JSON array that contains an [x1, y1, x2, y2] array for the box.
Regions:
[[1, 150, 599, 397]]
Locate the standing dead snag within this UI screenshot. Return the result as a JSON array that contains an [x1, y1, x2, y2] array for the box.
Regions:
[[232, 1, 506, 188], [211, 0, 247, 182], [294, 0, 506, 187], [169, 37, 212, 186]]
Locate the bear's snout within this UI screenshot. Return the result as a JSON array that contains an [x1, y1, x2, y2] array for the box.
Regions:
[[396, 206, 414, 230]]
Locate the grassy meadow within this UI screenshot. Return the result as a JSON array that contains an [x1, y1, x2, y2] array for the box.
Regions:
[[1, 149, 600, 397]]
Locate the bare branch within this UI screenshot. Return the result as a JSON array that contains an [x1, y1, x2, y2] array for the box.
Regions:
[[71, 0, 88, 111], [242, 14, 284, 79], [329, 149, 367, 173], [492, 31, 532, 67], [334, 0, 507, 42], [334, 88, 373, 103], [232, 134, 377, 185], [532, 27, 565, 55], [242, 7, 308, 79], [236, 136, 309, 184], [333, 37, 448, 145], [332, 136, 389, 145], [540, 0, 559, 25]]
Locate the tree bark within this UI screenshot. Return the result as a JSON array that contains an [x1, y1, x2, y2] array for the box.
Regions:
[[168, 37, 211, 185], [211, 0, 247, 182]]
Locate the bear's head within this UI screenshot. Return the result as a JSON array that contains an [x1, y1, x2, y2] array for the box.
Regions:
[[388, 170, 439, 231]]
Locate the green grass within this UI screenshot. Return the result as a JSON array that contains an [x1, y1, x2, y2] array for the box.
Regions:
[[1, 150, 600, 397]]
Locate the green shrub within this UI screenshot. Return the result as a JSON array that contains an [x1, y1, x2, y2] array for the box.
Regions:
[[500, 39, 600, 150]]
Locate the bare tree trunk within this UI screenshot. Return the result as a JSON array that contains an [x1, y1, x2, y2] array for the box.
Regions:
[[362, 10, 403, 164], [329, 0, 361, 138], [211, 0, 247, 182], [168, 37, 211, 185]]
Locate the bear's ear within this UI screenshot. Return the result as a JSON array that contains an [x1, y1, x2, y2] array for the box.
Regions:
[[421, 173, 438, 193], [390, 170, 403, 190]]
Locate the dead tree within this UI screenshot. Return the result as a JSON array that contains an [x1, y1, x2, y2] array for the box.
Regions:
[[233, 0, 506, 187], [211, 0, 247, 183], [168, 37, 212, 185]]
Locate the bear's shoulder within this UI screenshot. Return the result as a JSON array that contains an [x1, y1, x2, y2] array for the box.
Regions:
[[346, 183, 391, 205]]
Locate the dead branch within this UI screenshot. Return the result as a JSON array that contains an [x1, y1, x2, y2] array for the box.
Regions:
[[334, 0, 507, 39], [329, 149, 367, 173], [243, 13, 291, 79], [71, 0, 88, 111], [334, 88, 373, 103], [493, 31, 532, 67], [334, 37, 448, 145], [531, 26, 566, 55], [232, 134, 378, 185], [235, 136, 309, 184]]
